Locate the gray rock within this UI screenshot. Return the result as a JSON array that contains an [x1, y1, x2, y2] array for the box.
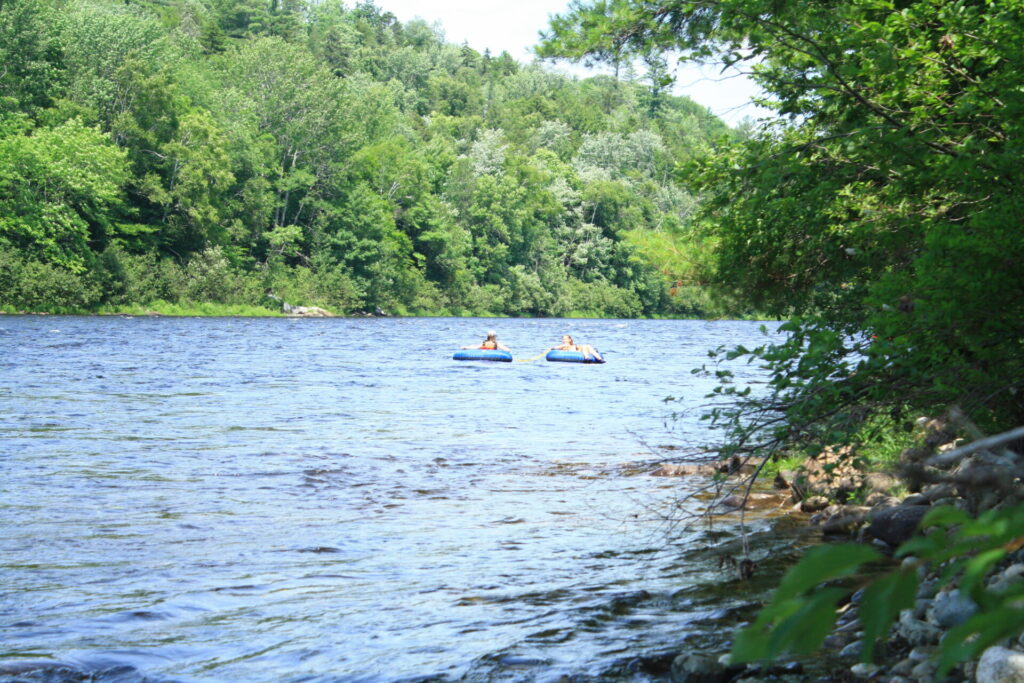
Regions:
[[977, 646, 1024, 683], [928, 589, 978, 628], [988, 563, 1024, 594], [652, 463, 716, 477], [864, 472, 899, 494], [912, 597, 932, 620], [671, 652, 731, 683], [868, 505, 930, 546], [901, 494, 930, 506], [839, 640, 863, 659], [865, 493, 900, 508], [921, 483, 955, 502], [910, 659, 938, 681], [800, 495, 830, 513], [896, 610, 942, 646], [822, 507, 870, 536], [850, 662, 879, 678], [890, 658, 915, 676], [908, 646, 936, 662]]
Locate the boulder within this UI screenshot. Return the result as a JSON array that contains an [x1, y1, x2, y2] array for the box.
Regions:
[[286, 305, 334, 317], [977, 646, 1024, 683], [867, 505, 930, 546]]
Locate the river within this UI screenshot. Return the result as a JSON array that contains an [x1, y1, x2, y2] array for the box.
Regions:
[[0, 316, 785, 682]]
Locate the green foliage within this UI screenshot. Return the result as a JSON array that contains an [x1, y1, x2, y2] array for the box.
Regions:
[[732, 543, 881, 661], [0, 118, 129, 271], [0, 249, 102, 312], [0, 0, 65, 116], [0, 0, 736, 316], [542, 0, 1024, 423], [540, 0, 1024, 673], [731, 503, 1024, 676]]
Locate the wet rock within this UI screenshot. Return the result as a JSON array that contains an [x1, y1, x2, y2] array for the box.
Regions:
[[651, 463, 716, 477], [626, 649, 678, 675], [670, 652, 735, 683], [977, 646, 1024, 683], [867, 505, 929, 546], [901, 494, 930, 506], [719, 492, 786, 511], [927, 589, 977, 628]]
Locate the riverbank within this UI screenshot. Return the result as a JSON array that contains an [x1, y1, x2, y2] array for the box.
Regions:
[[650, 415, 1024, 682]]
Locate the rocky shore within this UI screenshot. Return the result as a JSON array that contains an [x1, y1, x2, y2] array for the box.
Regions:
[[652, 416, 1024, 682]]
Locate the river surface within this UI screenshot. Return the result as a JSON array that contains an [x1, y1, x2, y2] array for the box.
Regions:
[[0, 316, 784, 682]]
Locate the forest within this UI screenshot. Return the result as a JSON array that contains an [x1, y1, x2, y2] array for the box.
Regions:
[[0, 0, 737, 318]]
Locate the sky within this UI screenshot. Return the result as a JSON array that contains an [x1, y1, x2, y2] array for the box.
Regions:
[[376, 0, 767, 125]]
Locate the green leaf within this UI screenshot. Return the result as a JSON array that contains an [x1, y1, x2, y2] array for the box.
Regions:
[[860, 568, 917, 661], [774, 544, 881, 602]]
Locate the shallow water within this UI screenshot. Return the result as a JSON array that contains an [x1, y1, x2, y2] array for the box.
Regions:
[[0, 316, 784, 682]]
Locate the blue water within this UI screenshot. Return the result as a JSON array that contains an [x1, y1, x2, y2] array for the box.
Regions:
[[0, 316, 779, 682]]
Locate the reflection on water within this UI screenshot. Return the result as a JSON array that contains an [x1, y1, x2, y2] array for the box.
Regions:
[[0, 316, 781, 682]]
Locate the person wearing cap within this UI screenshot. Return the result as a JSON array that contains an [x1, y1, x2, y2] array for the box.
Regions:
[[462, 330, 511, 352]]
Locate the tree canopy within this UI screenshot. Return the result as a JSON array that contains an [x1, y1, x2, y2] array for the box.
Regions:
[[0, 0, 734, 318], [542, 0, 1023, 434]]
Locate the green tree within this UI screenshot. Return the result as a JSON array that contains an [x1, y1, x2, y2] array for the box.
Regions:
[[0, 118, 129, 271], [0, 0, 65, 116]]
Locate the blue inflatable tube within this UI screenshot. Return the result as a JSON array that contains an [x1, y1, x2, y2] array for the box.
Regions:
[[453, 349, 513, 362], [545, 350, 605, 364]]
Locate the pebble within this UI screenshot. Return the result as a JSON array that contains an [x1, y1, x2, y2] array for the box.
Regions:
[[850, 662, 879, 678], [988, 563, 1024, 594], [890, 658, 914, 676], [839, 640, 864, 659], [910, 659, 938, 680]]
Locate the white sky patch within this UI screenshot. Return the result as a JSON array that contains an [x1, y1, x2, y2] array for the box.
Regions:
[[377, 0, 770, 125]]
